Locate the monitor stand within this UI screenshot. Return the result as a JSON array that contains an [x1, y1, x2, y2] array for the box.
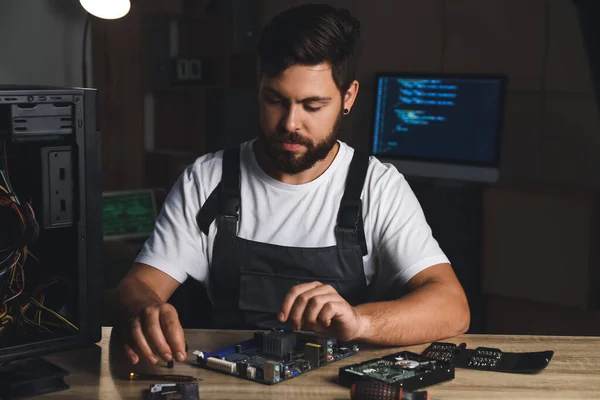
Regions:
[[0, 358, 69, 398]]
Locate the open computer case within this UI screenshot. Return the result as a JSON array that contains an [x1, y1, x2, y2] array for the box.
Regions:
[[0, 86, 102, 397]]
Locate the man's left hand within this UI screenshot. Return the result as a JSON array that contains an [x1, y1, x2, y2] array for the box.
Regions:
[[278, 281, 366, 341]]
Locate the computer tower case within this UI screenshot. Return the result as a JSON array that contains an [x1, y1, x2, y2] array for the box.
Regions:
[[0, 85, 102, 363]]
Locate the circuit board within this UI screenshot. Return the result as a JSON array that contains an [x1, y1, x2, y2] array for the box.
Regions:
[[339, 351, 454, 392], [190, 330, 358, 384]]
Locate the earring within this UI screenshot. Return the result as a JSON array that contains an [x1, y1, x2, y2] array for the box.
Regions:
[[343, 108, 349, 115]]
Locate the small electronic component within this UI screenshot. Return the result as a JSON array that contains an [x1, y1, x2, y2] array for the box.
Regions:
[[264, 360, 282, 383], [206, 357, 236, 374], [263, 332, 296, 358], [236, 362, 248, 377], [294, 359, 311, 372], [191, 329, 357, 385], [421, 342, 459, 363], [304, 343, 322, 367]]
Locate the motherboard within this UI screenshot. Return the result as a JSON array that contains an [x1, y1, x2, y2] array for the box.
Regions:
[[191, 330, 358, 384], [339, 350, 454, 392]]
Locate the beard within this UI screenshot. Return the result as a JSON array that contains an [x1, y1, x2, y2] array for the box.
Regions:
[[259, 110, 343, 175]]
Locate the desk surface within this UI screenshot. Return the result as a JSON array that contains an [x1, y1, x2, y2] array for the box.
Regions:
[[41, 327, 600, 400]]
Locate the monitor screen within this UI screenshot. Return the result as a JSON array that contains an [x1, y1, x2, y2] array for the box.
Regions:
[[102, 190, 157, 241], [371, 74, 506, 182]]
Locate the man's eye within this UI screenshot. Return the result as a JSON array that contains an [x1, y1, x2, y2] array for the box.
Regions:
[[304, 105, 321, 112], [265, 97, 281, 104]]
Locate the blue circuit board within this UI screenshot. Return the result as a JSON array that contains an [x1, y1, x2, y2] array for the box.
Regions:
[[190, 330, 358, 385]]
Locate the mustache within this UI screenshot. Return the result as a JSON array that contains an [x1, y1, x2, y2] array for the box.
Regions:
[[275, 131, 312, 147]]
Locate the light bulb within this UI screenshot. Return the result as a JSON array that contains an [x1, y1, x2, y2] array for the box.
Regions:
[[79, 0, 131, 20]]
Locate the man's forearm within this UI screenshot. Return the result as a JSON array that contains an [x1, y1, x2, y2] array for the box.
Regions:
[[354, 281, 470, 346]]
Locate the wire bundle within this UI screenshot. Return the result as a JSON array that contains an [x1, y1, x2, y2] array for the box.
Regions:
[[0, 139, 77, 337], [19, 276, 78, 333]]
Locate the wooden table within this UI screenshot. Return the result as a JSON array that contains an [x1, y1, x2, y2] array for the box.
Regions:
[[40, 327, 600, 399]]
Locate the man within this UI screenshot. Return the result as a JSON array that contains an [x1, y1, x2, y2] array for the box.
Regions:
[[113, 4, 470, 366]]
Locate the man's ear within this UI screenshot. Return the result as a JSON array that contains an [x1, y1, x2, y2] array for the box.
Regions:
[[343, 80, 359, 113]]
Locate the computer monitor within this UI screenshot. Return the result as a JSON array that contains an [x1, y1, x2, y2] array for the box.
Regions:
[[102, 190, 157, 241], [371, 73, 506, 182]]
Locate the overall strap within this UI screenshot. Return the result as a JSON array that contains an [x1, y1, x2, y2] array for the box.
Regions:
[[336, 151, 369, 256], [220, 147, 241, 217], [196, 147, 241, 235]]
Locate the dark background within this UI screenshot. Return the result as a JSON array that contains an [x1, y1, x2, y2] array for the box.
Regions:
[[2, 0, 599, 336]]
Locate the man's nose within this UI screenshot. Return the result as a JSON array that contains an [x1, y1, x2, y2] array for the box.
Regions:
[[282, 105, 301, 133]]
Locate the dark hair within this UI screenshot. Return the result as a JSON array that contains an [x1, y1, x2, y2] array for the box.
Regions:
[[257, 4, 361, 94]]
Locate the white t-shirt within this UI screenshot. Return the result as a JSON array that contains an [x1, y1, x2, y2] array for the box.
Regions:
[[136, 140, 449, 300]]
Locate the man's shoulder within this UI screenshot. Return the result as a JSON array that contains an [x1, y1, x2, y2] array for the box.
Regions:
[[365, 157, 409, 200], [339, 142, 397, 170], [176, 150, 226, 198], [189, 140, 254, 170], [365, 156, 406, 188], [186, 150, 224, 178], [366, 155, 402, 178], [336, 142, 406, 190], [182, 141, 255, 190]]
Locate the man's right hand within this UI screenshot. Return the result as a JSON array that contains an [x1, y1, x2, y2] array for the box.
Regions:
[[123, 302, 186, 365]]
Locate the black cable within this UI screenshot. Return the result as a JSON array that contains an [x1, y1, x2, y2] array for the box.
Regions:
[[0, 141, 39, 249]]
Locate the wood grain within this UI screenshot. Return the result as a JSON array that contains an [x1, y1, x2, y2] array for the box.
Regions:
[[41, 328, 600, 399]]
